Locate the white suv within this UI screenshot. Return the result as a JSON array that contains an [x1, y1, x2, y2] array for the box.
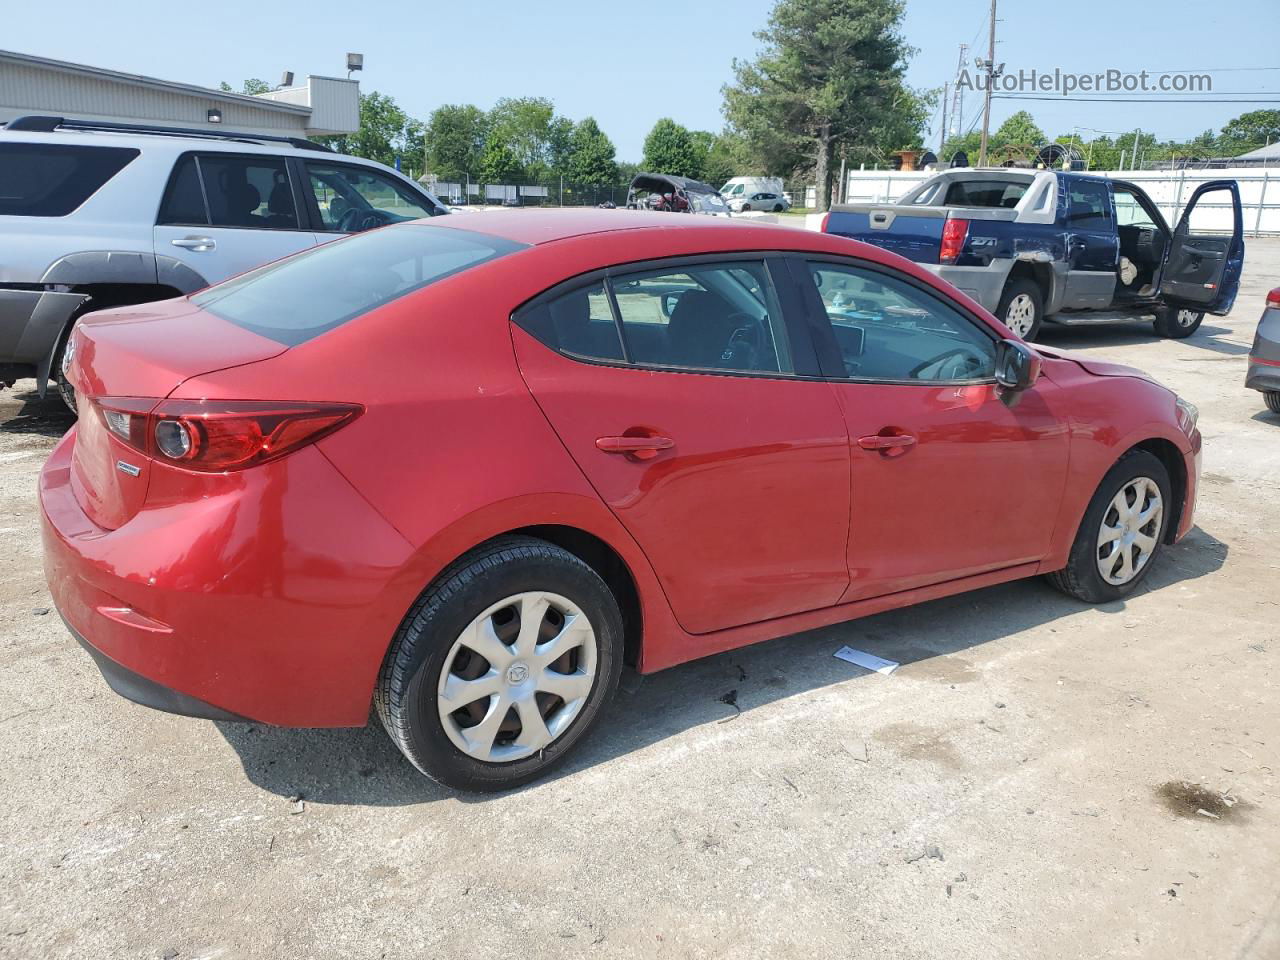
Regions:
[[0, 115, 447, 408]]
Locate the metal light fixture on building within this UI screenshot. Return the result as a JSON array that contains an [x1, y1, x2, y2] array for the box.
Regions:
[[207, 108, 223, 124], [346, 53, 363, 77], [280, 71, 294, 88]]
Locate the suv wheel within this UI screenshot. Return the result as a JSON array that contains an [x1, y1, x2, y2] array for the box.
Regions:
[[1046, 450, 1172, 603], [1264, 391, 1280, 414], [997, 278, 1044, 341], [1154, 307, 1203, 339], [375, 536, 624, 791]]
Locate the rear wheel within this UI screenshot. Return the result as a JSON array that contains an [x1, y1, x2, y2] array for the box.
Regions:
[[1154, 306, 1203, 339], [1265, 391, 1280, 414], [1047, 450, 1172, 603], [375, 536, 624, 791], [997, 278, 1044, 341], [772, 203, 784, 212]]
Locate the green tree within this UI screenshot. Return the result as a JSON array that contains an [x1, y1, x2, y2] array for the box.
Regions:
[[478, 134, 523, 184], [218, 78, 272, 95], [316, 92, 418, 169], [488, 97, 571, 178], [642, 118, 702, 178], [424, 104, 488, 180], [722, 0, 916, 211], [994, 110, 1045, 148], [566, 117, 618, 185], [1220, 109, 1280, 153]]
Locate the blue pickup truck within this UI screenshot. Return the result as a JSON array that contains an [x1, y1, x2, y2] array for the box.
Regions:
[[822, 168, 1244, 341]]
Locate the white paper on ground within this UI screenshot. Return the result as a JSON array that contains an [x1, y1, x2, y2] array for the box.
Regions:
[[833, 645, 899, 675]]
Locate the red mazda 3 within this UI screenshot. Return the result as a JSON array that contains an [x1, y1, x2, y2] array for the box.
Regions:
[[42, 211, 1201, 791]]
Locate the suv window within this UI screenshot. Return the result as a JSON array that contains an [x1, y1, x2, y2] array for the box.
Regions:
[[807, 262, 996, 382], [306, 162, 436, 232], [158, 154, 299, 229], [942, 178, 1029, 208], [0, 143, 139, 217], [1066, 178, 1113, 229], [192, 224, 524, 346]]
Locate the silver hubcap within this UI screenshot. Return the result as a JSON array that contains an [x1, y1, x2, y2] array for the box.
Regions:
[[1096, 477, 1163, 585], [1005, 294, 1036, 336], [1176, 309, 1199, 328], [437, 592, 597, 763]]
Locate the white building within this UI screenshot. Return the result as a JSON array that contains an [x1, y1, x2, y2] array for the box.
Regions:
[[0, 49, 359, 138]]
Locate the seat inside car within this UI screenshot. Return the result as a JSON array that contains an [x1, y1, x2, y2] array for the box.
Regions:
[[667, 289, 739, 367], [548, 288, 624, 360]]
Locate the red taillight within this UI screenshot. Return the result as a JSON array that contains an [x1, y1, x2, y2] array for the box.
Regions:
[[940, 218, 969, 264], [820, 212, 831, 233], [95, 398, 362, 472], [1267, 287, 1280, 307]]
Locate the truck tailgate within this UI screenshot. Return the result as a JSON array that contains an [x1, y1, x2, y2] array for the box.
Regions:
[[824, 204, 950, 264]]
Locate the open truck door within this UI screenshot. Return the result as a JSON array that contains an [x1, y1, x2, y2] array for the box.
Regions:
[[1159, 179, 1244, 317]]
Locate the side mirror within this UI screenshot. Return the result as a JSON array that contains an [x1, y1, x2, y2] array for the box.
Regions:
[[995, 338, 1042, 392]]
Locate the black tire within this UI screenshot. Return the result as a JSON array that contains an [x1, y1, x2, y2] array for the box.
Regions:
[[375, 535, 624, 791], [996, 277, 1045, 341], [1046, 450, 1172, 603], [1265, 391, 1280, 414], [772, 204, 783, 212], [1154, 306, 1203, 339]]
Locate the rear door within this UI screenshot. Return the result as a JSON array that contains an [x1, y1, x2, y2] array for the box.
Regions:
[[512, 256, 851, 635], [153, 152, 318, 288], [1061, 175, 1120, 308], [1159, 179, 1244, 316], [793, 256, 1071, 601]]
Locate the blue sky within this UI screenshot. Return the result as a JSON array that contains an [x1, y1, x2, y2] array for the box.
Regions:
[[5, 0, 1277, 161]]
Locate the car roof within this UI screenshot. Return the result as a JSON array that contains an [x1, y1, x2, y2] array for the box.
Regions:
[[422, 209, 764, 245], [0, 125, 365, 162]]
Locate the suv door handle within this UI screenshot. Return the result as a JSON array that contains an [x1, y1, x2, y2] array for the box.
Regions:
[[596, 435, 674, 460], [171, 236, 216, 251], [857, 433, 917, 456]]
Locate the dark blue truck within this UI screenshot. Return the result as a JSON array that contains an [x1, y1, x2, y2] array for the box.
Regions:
[[822, 169, 1244, 341]]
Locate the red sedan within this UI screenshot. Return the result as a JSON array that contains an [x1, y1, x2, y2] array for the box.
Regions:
[[42, 211, 1201, 791]]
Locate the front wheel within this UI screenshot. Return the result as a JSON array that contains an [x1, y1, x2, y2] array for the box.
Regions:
[[1154, 306, 1203, 339], [1046, 450, 1172, 603], [996, 278, 1044, 341], [375, 536, 624, 791]]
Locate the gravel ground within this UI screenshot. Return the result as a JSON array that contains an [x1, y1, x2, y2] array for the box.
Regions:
[[1, 241, 1277, 960]]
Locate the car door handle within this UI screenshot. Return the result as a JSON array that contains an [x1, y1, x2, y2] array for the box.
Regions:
[[596, 435, 675, 460], [857, 433, 917, 456], [171, 236, 216, 251]]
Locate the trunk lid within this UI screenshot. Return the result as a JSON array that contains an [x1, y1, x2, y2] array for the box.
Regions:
[[67, 299, 287, 530], [824, 204, 950, 263]]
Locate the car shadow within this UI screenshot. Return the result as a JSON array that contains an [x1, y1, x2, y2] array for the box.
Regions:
[[1037, 322, 1251, 357], [216, 526, 1228, 807], [1250, 408, 1280, 426], [0, 382, 74, 439]]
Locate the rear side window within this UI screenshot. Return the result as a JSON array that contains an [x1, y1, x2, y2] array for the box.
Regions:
[[1067, 179, 1114, 229], [158, 153, 298, 229], [942, 179, 1029, 208], [518, 281, 625, 362], [192, 224, 525, 345], [0, 143, 139, 216]]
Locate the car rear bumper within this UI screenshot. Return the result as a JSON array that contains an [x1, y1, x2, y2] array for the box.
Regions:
[[1246, 359, 1280, 394], [40, 429, 416, 727], [926, 264, 1008, 313]]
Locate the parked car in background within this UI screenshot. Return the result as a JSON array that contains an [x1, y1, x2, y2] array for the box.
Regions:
[[0, 115, 448, 408], [1247, 287, 1280, 413], [720, 176, 784, 202], [626, 173, 731, 216], [727, 191, 790, 213], [823, 168, 1243, 341], [44, 210, 1201, 792]]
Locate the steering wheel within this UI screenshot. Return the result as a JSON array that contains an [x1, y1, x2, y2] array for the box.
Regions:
[[720, 312, 765, 369], [338, 207, 391, 233], [908, 346, 988, 381]]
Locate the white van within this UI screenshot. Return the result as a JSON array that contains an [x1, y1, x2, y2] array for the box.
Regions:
[[719, 176, 784, 201]]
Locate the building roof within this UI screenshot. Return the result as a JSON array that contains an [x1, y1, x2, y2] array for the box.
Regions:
[[1235, 142, 1280, 162]]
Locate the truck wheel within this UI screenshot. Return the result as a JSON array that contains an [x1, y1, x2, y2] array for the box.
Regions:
[[997, 278, 1044, 341], [1265, 391, 1280, 414], [1154, 307, 1203, 339]]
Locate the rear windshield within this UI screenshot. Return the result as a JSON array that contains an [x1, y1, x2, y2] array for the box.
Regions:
[[0, 143, 139, 216], [192, 224, 525, 346], [941, 179, 1029, 208]]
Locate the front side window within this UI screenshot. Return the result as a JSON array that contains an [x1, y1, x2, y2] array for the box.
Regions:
[[807, 262, 995, 382], [306, 162, 436, 232], [611, 261, 791, 374], [1066, 178, 1114, 229], [0, 143, 139, 217], [159, 154, 299, 229], [193, 224, 524, 345], [1114, 187, 1159, 229]]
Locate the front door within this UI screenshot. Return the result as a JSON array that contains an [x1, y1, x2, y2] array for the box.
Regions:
[[513, 257, 851, 635], [1159, 179, 1244, 316], [1061, 175, 1120, 309], [793, 257, 1071, 601], [154, 152, 317, 288]]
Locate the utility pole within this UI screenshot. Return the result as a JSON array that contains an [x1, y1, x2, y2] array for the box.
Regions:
[[953, 43, 968, 141], [939, 81, 949, 158], [978, 0, 997, 167], [1131, 128, 1142, 172]]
